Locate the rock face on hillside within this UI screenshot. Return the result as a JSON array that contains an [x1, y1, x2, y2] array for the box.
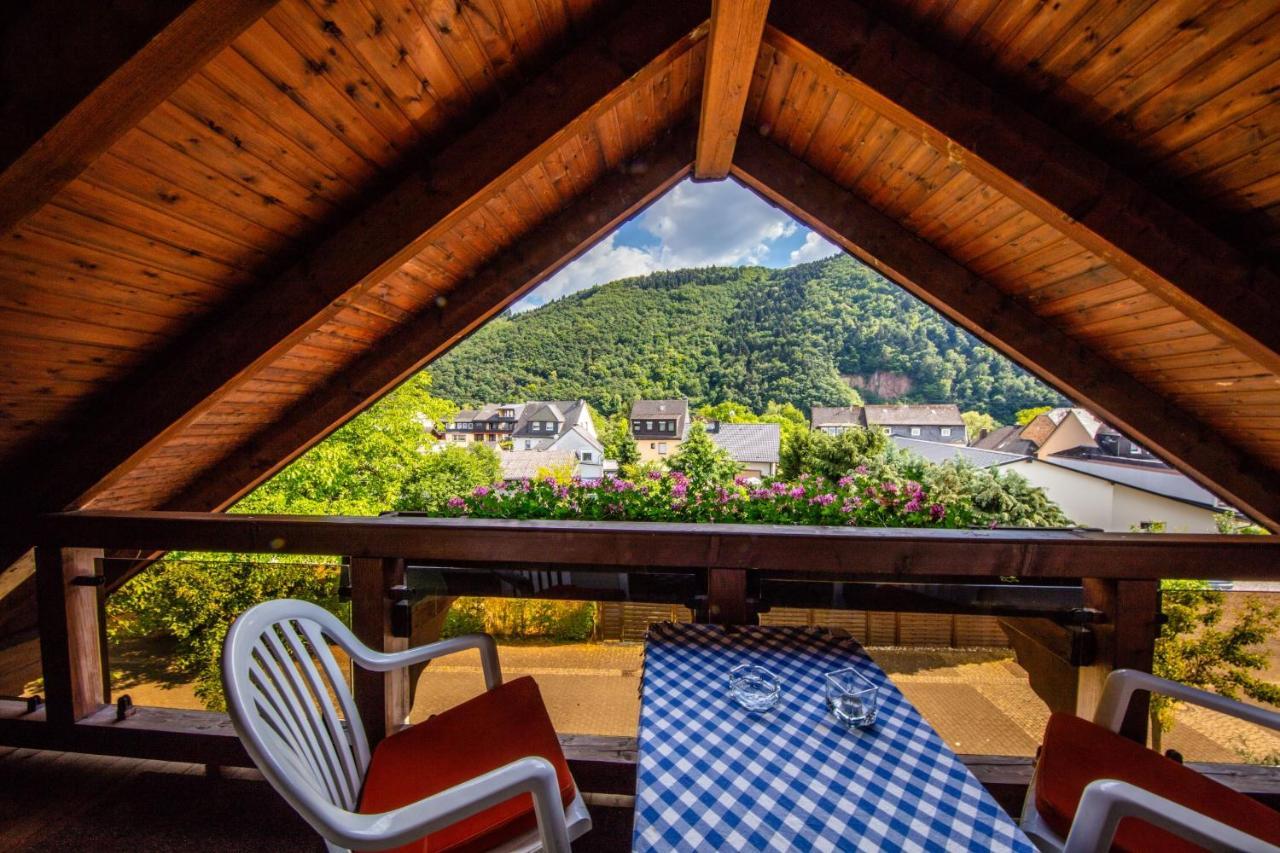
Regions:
[[429, 256, 1064, 424], [843, 372, 913, 401]]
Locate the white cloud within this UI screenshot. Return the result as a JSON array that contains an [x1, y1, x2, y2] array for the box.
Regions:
[[641, 180, 796, 267], [789, 231, 839, 264], [521, 234, 660, 309], [513, 178, 824, 311]]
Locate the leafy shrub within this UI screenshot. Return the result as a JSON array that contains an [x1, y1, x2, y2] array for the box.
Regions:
[[108, 557, 343, 710], [442, 598, 596, 641]]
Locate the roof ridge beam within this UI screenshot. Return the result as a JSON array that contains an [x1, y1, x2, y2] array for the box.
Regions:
[[731, 132, 1280, 530], [765, 0, 1280, 377], [0, 0, 280, 236], [694, 0, 771, 179], [163, 125, 696, 517], [1, 0, 710, 514]]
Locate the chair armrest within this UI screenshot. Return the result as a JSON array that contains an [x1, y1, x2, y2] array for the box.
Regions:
[[1094, 669, 1280, 734], [316, 755, 571, 853], [348, 633, 502, 690], [1063, 779, 1276, 853]]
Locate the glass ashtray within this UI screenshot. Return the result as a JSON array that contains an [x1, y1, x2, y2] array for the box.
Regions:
[[728, 664, 781, 712]]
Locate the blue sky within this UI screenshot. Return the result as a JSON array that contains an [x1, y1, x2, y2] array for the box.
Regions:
[[513, 177, 839, 311]]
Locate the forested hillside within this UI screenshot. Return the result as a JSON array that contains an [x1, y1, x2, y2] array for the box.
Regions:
[[430, 255, 1062, 424]]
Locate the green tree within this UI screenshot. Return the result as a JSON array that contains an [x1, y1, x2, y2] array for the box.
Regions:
[[428, 256, 1063, 423], [593, 407, 640, 466], [394, 443, 502, 512], [782, 427, 889, 481], [1151, 581, 1280, 752], [669, 422, 740, 487], [961, 410, 999, 442], [1015, 406, 1053, 426], [109, 557, 342, 709], [235, 372, 456, 516]]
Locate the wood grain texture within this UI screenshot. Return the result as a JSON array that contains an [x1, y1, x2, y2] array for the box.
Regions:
[[33, 547, 105, 725], [694, 0, 770, 178], [731, 132, 1280, 530], [0, 0, 709, 519], [163, 126, 696, 516], [766, 0, 1280, 378], [0, 0, 280, 236]]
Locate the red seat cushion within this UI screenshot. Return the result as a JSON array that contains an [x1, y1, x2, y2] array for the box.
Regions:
[[1035, 712, 1280, 852], [358, 676, 575, 853]]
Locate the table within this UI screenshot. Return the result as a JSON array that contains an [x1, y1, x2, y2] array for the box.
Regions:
[[632, 622, 1035, 852]]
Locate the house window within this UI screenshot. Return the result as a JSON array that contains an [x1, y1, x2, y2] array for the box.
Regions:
[[531, 422, 541, 432], [940, 427, 951, 437], [658, 443, 668, 454], [474, 435, 483, 442], [633, 420, 642, 432], [545, 421, 554, 432], [910, 427, 921, 437], [645, 420, 653, 431], [581, 451, 593, 461], [524, 440, 532, 450]]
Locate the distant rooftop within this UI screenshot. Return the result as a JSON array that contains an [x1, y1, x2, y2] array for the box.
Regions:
[[708, 422, 781, 464]]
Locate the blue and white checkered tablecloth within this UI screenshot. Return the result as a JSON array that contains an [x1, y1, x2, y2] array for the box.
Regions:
[[632, 622, 1035, 852]]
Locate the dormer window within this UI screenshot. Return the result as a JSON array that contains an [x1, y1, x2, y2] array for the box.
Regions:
[[645, 420, 653, 430], [532, 422, 541, 432], [632, 420, 642, 432]]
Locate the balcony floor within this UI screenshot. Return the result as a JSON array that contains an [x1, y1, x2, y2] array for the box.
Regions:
[[0, 747, 634, 852]]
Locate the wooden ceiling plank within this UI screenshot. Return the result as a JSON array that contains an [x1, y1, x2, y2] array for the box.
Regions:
[[163, 126, 696, 513], [731, 132, 1280, 530], [694, 0, 770, 179], [0, 0, 709, 516], [0, 0, 280, 237], [767, 0, 1280, 377]]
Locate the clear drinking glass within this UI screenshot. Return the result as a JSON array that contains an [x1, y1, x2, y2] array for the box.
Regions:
[[825, 667, 878, 729], [728, 664, 781, 712]]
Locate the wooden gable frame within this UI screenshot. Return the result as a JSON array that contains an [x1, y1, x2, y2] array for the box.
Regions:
[[0, 0, 1277, 553]]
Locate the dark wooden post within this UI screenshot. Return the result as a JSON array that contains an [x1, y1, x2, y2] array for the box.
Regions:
[[706, 568, 750, 625], [350, 556, 409, 745], [1076, 579, 1160, 742], [34, 546, 106, 725]]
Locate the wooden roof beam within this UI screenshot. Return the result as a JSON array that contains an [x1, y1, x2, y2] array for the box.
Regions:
[[694, 0, 770, 179], [0, 1, 710, 517], [731, 133, 1280, 531], [164, 125, 697, 517], [765, 0, 1280, 378], [0, 0, 279, 236]]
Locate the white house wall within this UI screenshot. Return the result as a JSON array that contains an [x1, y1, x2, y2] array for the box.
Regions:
[[1111, 484, 1218, 533], [1005, 459, 1114, 529]]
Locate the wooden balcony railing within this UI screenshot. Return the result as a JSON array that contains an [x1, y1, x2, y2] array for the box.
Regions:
[[5, 510, 1280, 811]]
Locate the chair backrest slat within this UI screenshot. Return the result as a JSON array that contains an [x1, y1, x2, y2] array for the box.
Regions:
[[248, 644, 340, 804], [224, 599, 378, 836], [298, 619, 371, 770], [277, 619, 363, 807], [259, 628, 351, 808]]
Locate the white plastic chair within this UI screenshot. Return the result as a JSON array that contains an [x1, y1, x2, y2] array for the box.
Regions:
[[1020, 668, 1280, 852], [222, 599, 590, 853]]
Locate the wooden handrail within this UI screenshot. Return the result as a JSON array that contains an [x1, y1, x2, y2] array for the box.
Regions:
[[34, 510, 1280, 580]]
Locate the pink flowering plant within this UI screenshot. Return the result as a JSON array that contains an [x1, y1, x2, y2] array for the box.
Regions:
[[434, 468, 966, 528]]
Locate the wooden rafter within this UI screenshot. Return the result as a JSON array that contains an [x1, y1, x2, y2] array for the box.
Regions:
[[0, 0, 279, 236], [0, 1, 709, 518], [694, 0, 770, 179], [164, 126, 697, 516], [731, 133, 1280, 531], [765, 0, 1280, 378]]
